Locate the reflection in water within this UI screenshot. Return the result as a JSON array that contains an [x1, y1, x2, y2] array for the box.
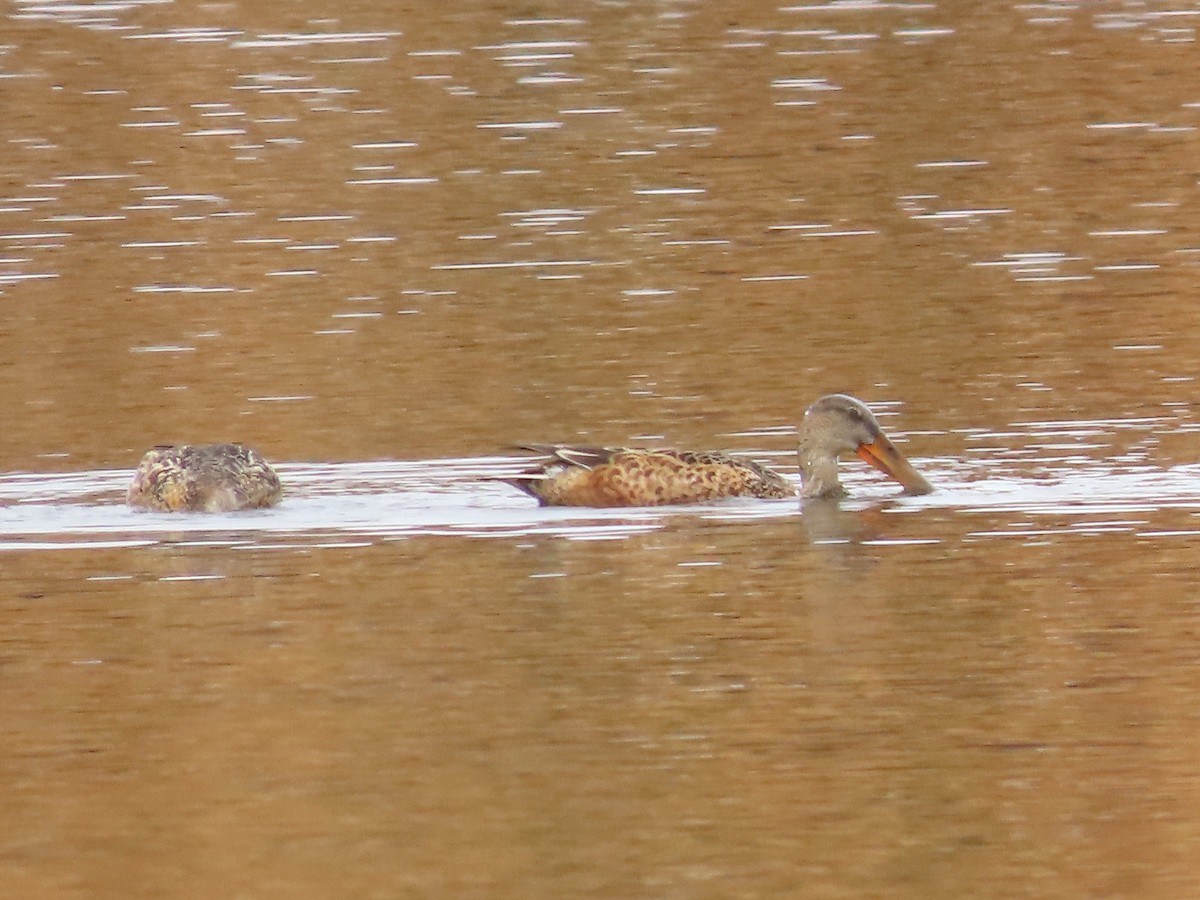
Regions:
[[3, 446, 1200, 547], [5, 0, 1200, 896], [7, 465, 1200, 896]]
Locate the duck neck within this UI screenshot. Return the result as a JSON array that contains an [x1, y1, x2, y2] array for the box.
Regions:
[[799, 452, 846, 500]]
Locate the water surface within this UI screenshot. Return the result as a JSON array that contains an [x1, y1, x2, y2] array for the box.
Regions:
[[3, 1, 1200, 897]]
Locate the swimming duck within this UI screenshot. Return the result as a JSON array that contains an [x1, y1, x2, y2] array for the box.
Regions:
[[501, 393, 933, 507], [127, 443, 282, 512]]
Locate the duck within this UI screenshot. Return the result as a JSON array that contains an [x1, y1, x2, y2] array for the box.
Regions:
[[500, 393, 933, 507], [127, 443, 282, 512]]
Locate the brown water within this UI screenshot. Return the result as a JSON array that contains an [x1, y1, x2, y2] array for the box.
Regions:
[[4, 1, 1200, 896]]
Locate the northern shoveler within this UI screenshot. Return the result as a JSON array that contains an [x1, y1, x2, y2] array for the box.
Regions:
[[501, 393, 933, 507], [127, 443, 282, 512]]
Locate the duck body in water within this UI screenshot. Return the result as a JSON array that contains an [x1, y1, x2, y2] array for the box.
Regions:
[[501, 394, 933, 507], [505, 445, 795, 507], [127, 443, 282, 512]]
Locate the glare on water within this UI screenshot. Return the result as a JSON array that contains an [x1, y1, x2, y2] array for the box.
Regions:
[[3, 0, 1200, 897]]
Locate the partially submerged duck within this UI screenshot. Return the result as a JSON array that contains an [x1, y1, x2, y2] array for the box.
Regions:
[[504, 446, 795, 507], [501, 393, 933, 507], [797, 393, 932, 500], [127, 443, 282, 512]]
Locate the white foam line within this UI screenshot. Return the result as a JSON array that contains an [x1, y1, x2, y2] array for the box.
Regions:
[[432, 259, 595, 270]]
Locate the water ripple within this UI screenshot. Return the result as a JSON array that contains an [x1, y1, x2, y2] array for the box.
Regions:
[[1, 452, 1199, 549]]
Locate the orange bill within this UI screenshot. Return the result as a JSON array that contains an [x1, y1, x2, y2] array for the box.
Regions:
[[855, 435, 934, 496]]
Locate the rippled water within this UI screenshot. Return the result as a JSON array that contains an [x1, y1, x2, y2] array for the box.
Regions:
[[4, 0, 1200, 897], [8, 444, 1200, 547]]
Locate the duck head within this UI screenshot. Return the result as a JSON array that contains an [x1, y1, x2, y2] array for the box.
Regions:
[[798, 394, 934, 499]]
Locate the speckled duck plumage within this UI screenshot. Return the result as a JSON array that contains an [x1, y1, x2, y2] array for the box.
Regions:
[[500, 394, 933, 508], [503, 445, 796, 507], [127, 443, 282, 512]]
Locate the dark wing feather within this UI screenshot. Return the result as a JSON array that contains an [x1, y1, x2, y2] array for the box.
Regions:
[[511, 444, 620, 470]]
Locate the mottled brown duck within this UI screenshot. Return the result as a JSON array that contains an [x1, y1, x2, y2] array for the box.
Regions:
[[127, 443, 282, 512], [501, 393, 933, 507]]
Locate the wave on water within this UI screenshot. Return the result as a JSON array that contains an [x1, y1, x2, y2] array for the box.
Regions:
[[0, 455, 1199, 549]]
